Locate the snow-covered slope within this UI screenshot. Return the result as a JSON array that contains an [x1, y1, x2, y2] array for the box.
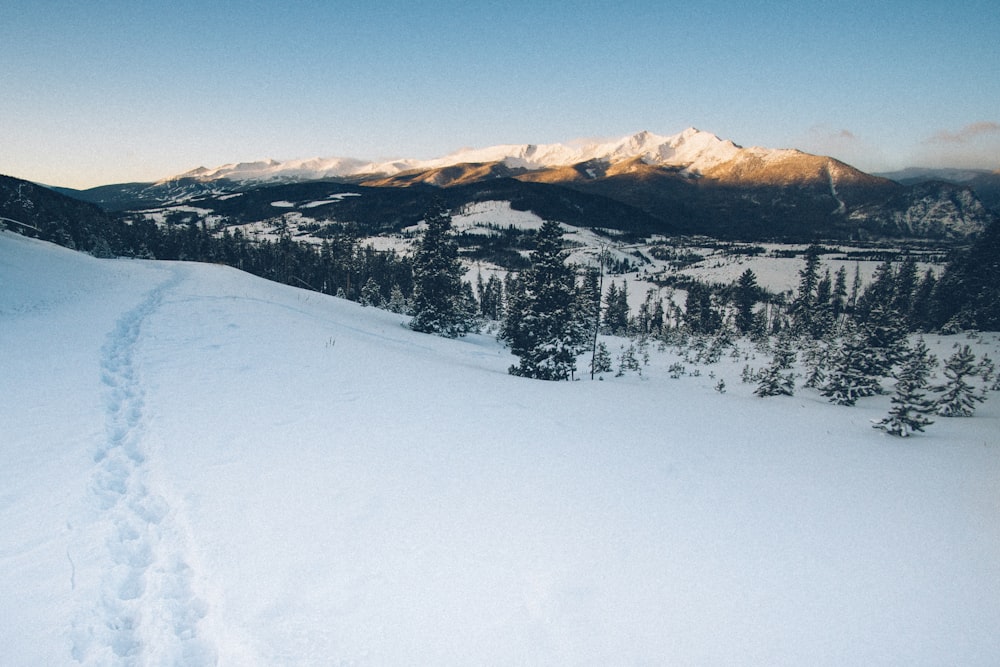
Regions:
[[3, 230, 1000, 665], [165, 128, 743, 184]]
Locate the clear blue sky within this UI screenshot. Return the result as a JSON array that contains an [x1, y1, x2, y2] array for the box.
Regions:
[[2, 0, 998, 189]]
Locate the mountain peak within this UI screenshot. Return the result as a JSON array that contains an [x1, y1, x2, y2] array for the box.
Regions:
[[158, 128, 749, 185]]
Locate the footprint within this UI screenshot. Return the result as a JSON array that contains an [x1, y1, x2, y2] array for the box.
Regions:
[[118, 569, 145, 601], [78, 268, 216, 665]]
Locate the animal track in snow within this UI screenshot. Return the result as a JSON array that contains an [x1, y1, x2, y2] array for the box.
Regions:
[[72, 268, 217, 666]]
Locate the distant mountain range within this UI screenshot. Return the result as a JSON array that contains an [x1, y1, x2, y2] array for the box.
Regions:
[[47, 128, 1000, 242]]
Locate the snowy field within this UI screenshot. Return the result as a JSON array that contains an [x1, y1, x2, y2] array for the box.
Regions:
[[2, 230, 999, 665], [137, 197, 945, 315]]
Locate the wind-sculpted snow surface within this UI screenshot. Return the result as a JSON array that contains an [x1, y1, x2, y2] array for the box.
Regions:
[[2, 231, 1000, 665], [71, 266, 215, 665]]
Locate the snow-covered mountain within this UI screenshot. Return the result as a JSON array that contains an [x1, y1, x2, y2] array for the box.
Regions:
[[49, 128, 995, 242], [164, 128, 744, 184], [3, 230, 1000, 664]]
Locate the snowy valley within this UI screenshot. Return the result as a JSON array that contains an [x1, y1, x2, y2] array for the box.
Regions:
[[2, 229, 999, 665]]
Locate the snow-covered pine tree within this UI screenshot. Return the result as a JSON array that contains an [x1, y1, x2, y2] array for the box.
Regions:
[[359, 277, 382, 307], [791, 244, 822, 335], [894, 255, 919, 328], [908, 268, 936, 332], [801, 339, 829, 389], [900, 336, 937, 387], [754, 333, 796, 397], [616, 343, 641, 377], [484, 274, 504, 321], [386, 283, 410, 314], [603, 280, 630, 335], [684, 282, 722, 334], [848, 263, 863, 315], [409, 201, 476, 337], [503, 220, 586, 380], [934, 345, 986, 417], [636, 288, 664, 336], [832, 265, 848, 323], [819, 322, 883, 406], [863, 301, 909, 380], [590, 341, 612, 375], [873, 340, 936, 437], [855, 258, 896, 324], [809, 269, 836, 339], [734, 268, 759, 335], [577, 266, 601, 330]]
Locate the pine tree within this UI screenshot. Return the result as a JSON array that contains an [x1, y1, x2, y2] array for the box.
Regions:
[[801, 340, 829, 389], [475, 271, 487, 316], [862, 301, 909, 380], [636, 288, 663, 336], [684, 282, 721, 334], [848, 263, 863, 316], [902, 336, 937, 387], [894, 255, 919, 327], [590, 341, 612, 375], [359, 277, 382, 307], [791, 244, 822, 334], [484, 274, 503, 321], [832, 265, 848, 322], [856, 259, 895, 324], [820, 322, 883, 405], [931, 217, 1000, 330], [503, 220, 585, 380], [409, 201, 476, 337], [873, 340, 936, 437], [604, 280, 629, 335], [475, 271, 504, 321], [578, 267, 601, 322], [909, 269, 937, 332], [934, 345, 985, 417], [754, 333, 796, 397], [809, 269, 835, 338], [387, 284, 409, 314], [616, 343, 641, 377], [734, 269, 759, 334]]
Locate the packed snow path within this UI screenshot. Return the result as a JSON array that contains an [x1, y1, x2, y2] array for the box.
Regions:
[[71, 267, 215, 666]]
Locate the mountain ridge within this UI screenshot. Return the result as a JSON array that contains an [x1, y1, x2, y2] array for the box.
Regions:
[[40, 127, 998, 242], [162, 128, 745, 185]]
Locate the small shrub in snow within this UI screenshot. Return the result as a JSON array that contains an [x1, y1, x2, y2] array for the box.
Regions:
[[590, 342, 612, 376], [616, 344, 641, 377]]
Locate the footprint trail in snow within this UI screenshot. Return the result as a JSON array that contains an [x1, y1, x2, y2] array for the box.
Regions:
[[72, 268, 217, 666]]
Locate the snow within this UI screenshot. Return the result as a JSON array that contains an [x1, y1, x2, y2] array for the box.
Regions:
[[300, 193, 361, 208], [163, 128, 749, 184], [451, 200, 547, 232], [135, 206, 225, 228], [3, 229, 1000, 665]]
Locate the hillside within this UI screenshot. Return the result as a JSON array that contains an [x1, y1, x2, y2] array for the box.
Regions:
[[0, 174, 120, 251], [2, 230, 999, 665]]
